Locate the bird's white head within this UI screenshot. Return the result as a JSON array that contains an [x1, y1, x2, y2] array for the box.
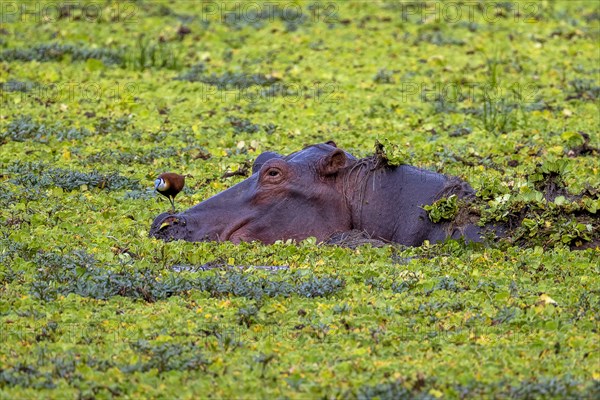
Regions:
[[154, 177, 167, 191]]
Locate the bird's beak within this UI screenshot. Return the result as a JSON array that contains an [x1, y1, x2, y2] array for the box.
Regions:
[[154, 178, 162, 191]]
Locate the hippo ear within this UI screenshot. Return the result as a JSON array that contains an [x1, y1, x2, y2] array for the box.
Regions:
[[319, 149, 347, 176], [325, 140, 337, 147], [252, 151, 282, 174]]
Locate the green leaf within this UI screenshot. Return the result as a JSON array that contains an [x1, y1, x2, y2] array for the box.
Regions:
[[86, 58, 105, 72]]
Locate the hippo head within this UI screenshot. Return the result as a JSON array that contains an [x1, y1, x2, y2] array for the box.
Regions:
[[150, 142, 357, 244]]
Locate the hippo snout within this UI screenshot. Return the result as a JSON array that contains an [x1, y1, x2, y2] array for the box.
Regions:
[[149, 212, 189, 242]]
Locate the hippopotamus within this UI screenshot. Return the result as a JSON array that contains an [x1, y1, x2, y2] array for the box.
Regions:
[[150, 142, 489, 246]]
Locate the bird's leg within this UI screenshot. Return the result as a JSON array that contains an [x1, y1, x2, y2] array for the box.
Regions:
[[169, 196, 176, 213]]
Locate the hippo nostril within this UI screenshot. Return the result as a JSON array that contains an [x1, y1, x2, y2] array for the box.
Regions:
[[149, 212, 189, 239], [158, 216, 187, 230], [159, 217, 176, 231]]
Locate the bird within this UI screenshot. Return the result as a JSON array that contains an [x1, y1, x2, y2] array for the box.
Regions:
[[154, 172, 185, 213]]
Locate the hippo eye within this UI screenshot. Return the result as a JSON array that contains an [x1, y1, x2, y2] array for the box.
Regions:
[[261, 166, 285, 184]]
